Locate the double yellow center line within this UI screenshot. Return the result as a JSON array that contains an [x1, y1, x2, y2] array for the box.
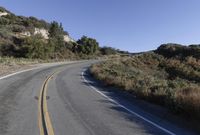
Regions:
[[38, 72, 58, 135]]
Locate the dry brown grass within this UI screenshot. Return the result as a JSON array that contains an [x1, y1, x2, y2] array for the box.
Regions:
[[0, 57, 42, 76], [90, 52, 200, 122], [175, 87, 200, 119]]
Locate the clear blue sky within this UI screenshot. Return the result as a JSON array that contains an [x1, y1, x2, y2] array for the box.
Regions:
[[0, 0, 200, 52]]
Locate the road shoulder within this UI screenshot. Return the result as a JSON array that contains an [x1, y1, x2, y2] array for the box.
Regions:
[[85, 69, 199, 135]]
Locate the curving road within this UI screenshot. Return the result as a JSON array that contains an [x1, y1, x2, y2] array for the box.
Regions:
[[0, 61, 198, 135]]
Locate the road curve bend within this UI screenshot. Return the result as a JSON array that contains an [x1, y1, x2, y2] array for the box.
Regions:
[[0, 61, 197, 135]]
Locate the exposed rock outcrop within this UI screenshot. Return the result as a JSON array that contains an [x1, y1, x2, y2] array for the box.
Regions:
[[18, 28, 75, 42], [34, 28, 48, 39], [0, 11, 8, 17]]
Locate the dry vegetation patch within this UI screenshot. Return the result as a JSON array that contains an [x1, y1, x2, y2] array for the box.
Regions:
[[90, 51, 200, 123], [0, 57, 40, 76]]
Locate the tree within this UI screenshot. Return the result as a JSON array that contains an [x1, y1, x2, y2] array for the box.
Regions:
[[77, 36, 99, 55], [48, 21, 65, 53], [21, 34, 49, 59]]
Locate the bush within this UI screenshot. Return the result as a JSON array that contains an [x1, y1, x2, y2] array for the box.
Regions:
[[175, 87, 200, 119], [90, 52, 200, 122], [11, 25, 26, 33], [77, 36, 99, 55], [100, 46, 117, 55], [0, 17, 10, 25], [21, 34, 49, 59], [0, 43, 17, 57]]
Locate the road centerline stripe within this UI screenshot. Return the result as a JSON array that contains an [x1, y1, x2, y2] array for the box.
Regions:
[[38, 73, 57, 135]]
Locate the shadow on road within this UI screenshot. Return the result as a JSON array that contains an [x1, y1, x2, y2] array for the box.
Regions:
[[81, 69, 170, 135]]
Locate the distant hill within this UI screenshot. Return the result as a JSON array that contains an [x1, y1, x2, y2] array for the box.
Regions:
[[155, 43, 200, 59]]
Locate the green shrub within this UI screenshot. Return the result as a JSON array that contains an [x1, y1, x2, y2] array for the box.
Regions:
[[77, 36, 99, 55]]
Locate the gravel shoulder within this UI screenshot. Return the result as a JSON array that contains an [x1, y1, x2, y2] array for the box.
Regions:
[[0, 63, 39, 77], [0, 59, 78, 77]]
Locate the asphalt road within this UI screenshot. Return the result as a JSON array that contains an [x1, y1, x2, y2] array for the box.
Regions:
[[0, 61, 198, 135]]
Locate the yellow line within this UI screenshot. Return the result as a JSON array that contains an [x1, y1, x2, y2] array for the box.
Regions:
[[38, 80, 45, 135], [38, 71, 60, 135], [43, 75, 55, 135]]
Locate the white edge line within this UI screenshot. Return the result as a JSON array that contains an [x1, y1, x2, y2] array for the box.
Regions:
[[0, 61, 77, 80], [81, 70, 176, 135], [0, 67, 43, 80]]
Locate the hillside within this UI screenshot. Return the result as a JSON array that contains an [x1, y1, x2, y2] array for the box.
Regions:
[[0, 7, 74, 41], [0, 7, 121, 60], [90, 43, 200, 125], [0, 7, 77, 59]]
